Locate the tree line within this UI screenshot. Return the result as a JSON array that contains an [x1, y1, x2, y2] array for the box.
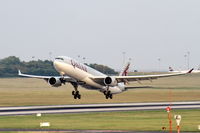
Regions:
[[0, 56, 118, 77]]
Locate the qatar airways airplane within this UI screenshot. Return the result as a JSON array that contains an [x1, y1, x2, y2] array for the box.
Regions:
[[18, 56, 193, 99]]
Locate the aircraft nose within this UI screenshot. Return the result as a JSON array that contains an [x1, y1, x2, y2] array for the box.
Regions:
[[53, 59, 65, 76], [53, 60, 59, 68]]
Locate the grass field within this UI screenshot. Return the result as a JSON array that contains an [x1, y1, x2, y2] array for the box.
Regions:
[[0, 109, 199, 132], [0, 74, 199, 132], [0, 73, 199, 106]]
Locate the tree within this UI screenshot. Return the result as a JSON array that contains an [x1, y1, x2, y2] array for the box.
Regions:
[[0, 56, 118, 77], [89, 64, 118, 75], [0, 56, 22, 77]]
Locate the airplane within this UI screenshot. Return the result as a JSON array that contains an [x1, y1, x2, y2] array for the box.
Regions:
[[18, 56, 193, 99], [169, 66, 200, 73]]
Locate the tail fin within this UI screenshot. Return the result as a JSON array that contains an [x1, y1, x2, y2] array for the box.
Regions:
[[119, 62, 131, 76], [169, 66, 174, 72], [187, 68, 194, 73]]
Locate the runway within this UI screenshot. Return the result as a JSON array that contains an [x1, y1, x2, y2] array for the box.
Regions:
[[0, 101, 200, 116]]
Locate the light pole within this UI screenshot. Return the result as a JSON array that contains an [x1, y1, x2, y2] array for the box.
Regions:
[[77, 55, 81, 60], [184, 54, 187, 69], [83, 57, 86, 64], [187, 51, 190, 69], [158, 58, 161, 72], [122, 52, 126, 65], [31, 56, 35, 60], [49, 52, 52, 61]]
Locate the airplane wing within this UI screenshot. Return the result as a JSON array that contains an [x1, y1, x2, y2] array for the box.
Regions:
[[91, 68, 193, 84], [18, 70, 51, 79], [18, 70, 74, 82]]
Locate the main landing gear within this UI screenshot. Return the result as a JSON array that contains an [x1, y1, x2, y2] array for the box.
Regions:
[[104, 90, 113, 99], [72, 90, 81, 99], [71, 83, 81, 99]]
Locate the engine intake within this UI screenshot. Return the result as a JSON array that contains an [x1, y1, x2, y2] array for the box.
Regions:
[[48, 77, 62, 87], [104, 76, 117, 86]]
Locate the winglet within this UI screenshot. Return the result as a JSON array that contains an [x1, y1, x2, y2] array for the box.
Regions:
[[18, 70, 22, 75], [187, 68, 194, 73]]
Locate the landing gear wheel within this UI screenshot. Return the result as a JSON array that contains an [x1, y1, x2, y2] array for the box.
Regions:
[[71, 82, 81, 100], [74, 94, 77, 99], [104, 91, 113, 99], [72, 91, 81, 99], [78, 94, 81, 99], [72, 91, 75, 95], [109, 94, 113, 99]]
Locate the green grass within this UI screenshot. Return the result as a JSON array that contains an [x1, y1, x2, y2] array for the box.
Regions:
[[0, 74, 199, 106], [0, 74, 199, 132], [0, 109, 199, 132]]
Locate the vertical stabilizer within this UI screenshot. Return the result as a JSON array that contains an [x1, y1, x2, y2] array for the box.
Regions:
[[119, 62, 131, 76], [169, 66, 174, 72]]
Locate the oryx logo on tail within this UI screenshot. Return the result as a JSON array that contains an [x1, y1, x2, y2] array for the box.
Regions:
[[120, 62, 130, 76]]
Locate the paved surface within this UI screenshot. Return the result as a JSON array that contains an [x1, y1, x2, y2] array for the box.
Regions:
[[0, 102, 199, 132], [0, 129, 195, 132], [0, 101, 199, 116]]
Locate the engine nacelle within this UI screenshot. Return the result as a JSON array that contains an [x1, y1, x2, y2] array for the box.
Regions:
[[104, 76, 117, 86], [48, 77, 62, 87]]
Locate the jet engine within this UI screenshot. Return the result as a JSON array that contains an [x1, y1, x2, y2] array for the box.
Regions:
[[48, 77, 62, 87], [104, 76, 117, 86]]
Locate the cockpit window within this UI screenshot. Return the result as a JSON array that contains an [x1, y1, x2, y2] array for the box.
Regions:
[[55, 57, 64, 60]]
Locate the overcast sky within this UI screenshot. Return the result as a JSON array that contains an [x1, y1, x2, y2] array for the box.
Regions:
[[0, 0, 200, 71]]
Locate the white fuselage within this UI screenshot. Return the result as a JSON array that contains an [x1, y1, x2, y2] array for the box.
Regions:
[[53, 56, 125, 94]]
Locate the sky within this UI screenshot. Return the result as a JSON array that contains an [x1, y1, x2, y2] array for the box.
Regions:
[[0, 0, 200, 71]]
